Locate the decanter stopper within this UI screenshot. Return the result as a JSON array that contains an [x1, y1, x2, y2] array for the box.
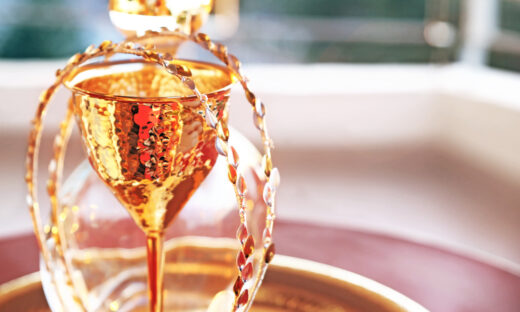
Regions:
[[109, 0, 213, 37]]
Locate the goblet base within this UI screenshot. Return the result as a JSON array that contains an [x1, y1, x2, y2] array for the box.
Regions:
[[0, 256, 428, 312]]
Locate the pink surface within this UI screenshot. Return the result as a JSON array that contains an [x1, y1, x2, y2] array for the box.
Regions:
[[274, 221, 520, 312], [1, 220, 519, 311]]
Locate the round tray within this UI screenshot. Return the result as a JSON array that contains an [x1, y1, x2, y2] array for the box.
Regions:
[[0, 255, 427, 312]]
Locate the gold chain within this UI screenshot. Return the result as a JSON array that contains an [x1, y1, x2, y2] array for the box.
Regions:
[[28, 29, 279, 311]]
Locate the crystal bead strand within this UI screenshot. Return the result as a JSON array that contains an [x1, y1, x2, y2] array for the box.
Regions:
[[31, 30, 279, 312]]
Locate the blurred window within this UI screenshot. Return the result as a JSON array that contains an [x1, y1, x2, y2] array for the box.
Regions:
[[1, 0, 520, 73], [232, 0, 460, 63], [489, 0, 520, 71], [0, 0, 119, 58]]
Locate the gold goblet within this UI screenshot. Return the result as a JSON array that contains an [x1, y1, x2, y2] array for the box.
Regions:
[[27, 31, 278, 312], [65, 58, 233, 312]]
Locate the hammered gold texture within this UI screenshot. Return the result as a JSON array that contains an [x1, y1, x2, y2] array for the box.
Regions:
[[72, 61, 231, 233]]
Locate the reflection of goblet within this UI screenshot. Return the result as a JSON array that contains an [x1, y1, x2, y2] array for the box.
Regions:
[[64, 59, 233, 312]]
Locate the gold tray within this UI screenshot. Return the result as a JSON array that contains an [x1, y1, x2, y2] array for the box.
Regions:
[[0, 256, 427, 312]]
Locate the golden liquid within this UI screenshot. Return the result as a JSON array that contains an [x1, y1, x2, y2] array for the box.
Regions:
[[67, 60, 232, 312]]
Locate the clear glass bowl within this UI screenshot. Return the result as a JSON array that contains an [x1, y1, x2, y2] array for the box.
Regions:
[[37, 58, 269, 311], [42, 128, 267, 312]]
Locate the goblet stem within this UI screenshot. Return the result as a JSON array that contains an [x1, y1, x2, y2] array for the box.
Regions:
[[146, 232, 165, 312]]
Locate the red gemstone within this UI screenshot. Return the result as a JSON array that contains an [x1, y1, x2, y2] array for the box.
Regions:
[[228, 164, 237, 184], [233, 276, 243, 295], [236, 223, 248, 244], [242, 262, 253, 282], [237, 289, 249, 307], [228, 146, 239, 168], [243, 235, 255, 258], [236, 251, 246, 270], [265, 243, 275, 264]]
